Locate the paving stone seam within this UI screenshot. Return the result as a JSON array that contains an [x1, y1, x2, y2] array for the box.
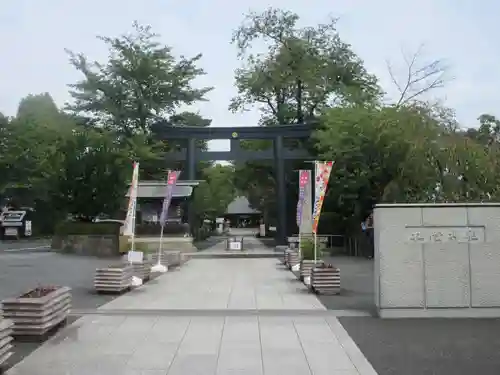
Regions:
[[214, 316, 228, 375], [69, 309, 372, 317], [326, 317, 379, 375], [291, 319, 314, 375], [256, 315, 266, 375], [164, 317, 192, 374]]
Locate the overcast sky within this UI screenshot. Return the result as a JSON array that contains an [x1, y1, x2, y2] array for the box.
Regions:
[[0, 0, 497, 150]]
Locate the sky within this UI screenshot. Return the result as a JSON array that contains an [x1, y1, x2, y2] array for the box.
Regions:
[[0, 0, 498, 151]]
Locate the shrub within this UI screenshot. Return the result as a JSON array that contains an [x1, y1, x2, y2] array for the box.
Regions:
[[119, 236, 153, 253], [55, 221, 121, 236], [301, 238, 326, 260]]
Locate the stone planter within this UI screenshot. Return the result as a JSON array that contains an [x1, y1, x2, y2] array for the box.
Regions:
[[129, 261, 152, 281], [94, 264, 133, 293], [286, 250, 301, 270], [300, 260, 325, 281], [148, 250, 184, 268], [0, 318, 13, 369], [311, 265, 340, 295], [282, 248, 292, 265], [275, 245, 288, 254], [1, 286, 71, 337]]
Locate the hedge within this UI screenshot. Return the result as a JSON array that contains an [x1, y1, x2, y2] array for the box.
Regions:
[[55, 221, 121, 236]]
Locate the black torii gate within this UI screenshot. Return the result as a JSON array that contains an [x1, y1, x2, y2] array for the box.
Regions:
[[154, 122, 314, 244]]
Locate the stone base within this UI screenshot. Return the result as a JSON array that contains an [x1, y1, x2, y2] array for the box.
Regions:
[[133, 237, 196, 252], [0, 319, 13, 369], [94, 265, 133, 293], [2, 287, 71, 337], [52, 234, 119, 256], [300, 260, 324, 281], [148, 251, 186, 268], [287, 250, 300, 269], [378, 307, 500, 319], [128, 261, 152, 281], [311, 267, 340, 295]]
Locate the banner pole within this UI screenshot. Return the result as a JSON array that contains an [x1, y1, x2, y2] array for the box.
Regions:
[[157, 224, 165, 266], [298, 231, 302, 257], [314, 231, 317, 263], [130, 199, 136, 252], [130, 163, 138, 253]]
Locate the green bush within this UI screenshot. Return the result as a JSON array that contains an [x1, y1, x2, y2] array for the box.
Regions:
[[193, 223, 213, 241], [300, 238, 326, 260], [55, 221, 121, 236], [119, 236, 157, 253]]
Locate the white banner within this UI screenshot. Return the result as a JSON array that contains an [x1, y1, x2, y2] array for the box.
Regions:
[[123, 162, 139, 236]]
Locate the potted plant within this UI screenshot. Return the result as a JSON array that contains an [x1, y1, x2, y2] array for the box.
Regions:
[[299, 239, 325, 282], [94, 263, 133, 293], [0, 318, 13, 367], [311, 263, 340, 295], [1, 285, 71, 338]]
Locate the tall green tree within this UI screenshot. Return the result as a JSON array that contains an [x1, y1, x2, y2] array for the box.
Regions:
[[192, 164, 237, 224], [67, 21, 212, 136], [230, 8, 380, 227], [231, 7, 381, 125], [66, 22, 213, 179], [50, 127, 131, 220], [313, 104, 498, 234]]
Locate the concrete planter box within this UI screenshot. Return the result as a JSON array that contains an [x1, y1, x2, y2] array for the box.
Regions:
[[275, 245, 288, 254], [287, 250, 301, 269], [282, 248, 292, 265], [0, 318, 13, 369], [311, 265, 340, 295], [300, 260, 325, 281], [129, 261, 152, 281], [148, 251, 185, 268], [1, 286, 71, 337], [94, 264, 133, 293]]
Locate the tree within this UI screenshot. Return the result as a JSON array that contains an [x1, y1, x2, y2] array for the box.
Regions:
[[66, 22, 213, 180], [230, 8, 381, 225], [386, 44, 451, 106], [231, 8, 381, 125], [17, 93, 63, 127], [192, 164, 237, 224], [312, 103, 498, 234], [464, 114, 500, 146], [50, 128, 130, 220], [0, 94, 73, 199], [67, 21, 212, 136]]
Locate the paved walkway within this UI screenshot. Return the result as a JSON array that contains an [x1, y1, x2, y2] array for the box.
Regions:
[[6, 240, 377, 375]]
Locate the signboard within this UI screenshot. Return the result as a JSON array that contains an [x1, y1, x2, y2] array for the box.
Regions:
[[1, 211, 26, 227], [5, 228, 18, 237], [127, 250, 144, 263], [25, 221, 32, 236], [406, 226, 485, 244], [229, 241, 242, 250], [2, 211, 26, 221]]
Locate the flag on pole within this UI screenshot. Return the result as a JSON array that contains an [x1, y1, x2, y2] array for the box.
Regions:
[[123, 162, 139, 236], [159, 170, 181, 227], [312, 161, 334, 234], [296, 170, 310, 228]]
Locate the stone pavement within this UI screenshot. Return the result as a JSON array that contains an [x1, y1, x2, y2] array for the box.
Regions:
[[6, 242, 378, 375]]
